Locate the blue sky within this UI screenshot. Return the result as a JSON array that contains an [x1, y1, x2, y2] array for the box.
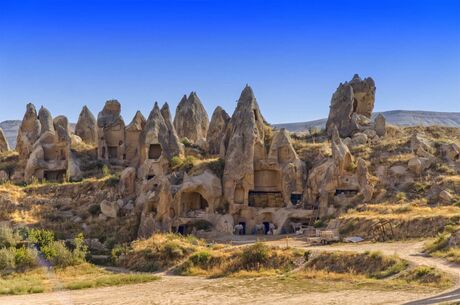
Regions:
[[0, 0, 459, 124]]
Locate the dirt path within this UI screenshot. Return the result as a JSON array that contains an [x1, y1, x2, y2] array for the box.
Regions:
[[0, 239, 458, 305]]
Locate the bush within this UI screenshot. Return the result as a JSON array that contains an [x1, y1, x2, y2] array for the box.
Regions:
[[0, 248, 16, 273], [13, 247, 38, 272], [28, 228, 55, 249], [424, 233, 450, 254], [402, 266, 446, 285], [0, 225, 21, 248]]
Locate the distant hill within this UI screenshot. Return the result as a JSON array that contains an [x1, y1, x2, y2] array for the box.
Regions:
[[1, 110, 459, 148], [273, 110, 460, 132]]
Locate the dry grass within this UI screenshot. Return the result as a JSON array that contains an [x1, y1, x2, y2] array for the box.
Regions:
[[0, 263, 159, 295], [342, 204, 460, 220]]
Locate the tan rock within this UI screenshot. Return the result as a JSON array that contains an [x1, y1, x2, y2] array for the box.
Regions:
[[75, 106, 97, 145], [119, 167, 137, 196], [207, 106, 230, 155], [0, 128, 10, 152], [326, 74, 376, 137], [16, 103, 41, 162], [221, 85, 267, 205], [408, 157, 423, 175], [173, 92, 209, 144], [100, 200, 119, 218], [439, 190, 453, 203], [125, 111, 146, 167], [97, 100, 125, 162], [38, 106, 54, 135], [374, 114, 386, 137], [351, 132, 368, 146]]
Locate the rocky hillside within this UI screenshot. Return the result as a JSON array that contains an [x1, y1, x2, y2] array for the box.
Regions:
[[2, 110, 460, 148], [274, 110, 460, 132]]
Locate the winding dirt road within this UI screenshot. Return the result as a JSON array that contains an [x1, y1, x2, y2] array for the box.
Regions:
[[0, 240, 458, 305]]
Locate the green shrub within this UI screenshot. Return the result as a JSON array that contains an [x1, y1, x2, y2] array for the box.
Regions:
[[28, 228, 55, 249], [424, 233, 450, 254], [13, 247, 38, 272], [102, 165, 110, 177], [0, 225, 21, 248], [239, 243, 270, 270], [0, 248, 16, 273]]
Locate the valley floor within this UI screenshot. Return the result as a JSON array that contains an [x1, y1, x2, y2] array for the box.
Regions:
[[1, 239, 459, 305]]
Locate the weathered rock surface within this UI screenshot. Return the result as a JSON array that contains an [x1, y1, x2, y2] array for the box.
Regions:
[[16, 103, 41, 161], [97, 100, 125, 162], [326, 74, 376, 137], [139, 103, 184, 178], [125, 111, 146, 167], [119, 167, 137, 196], [100, 200, 119, 218], [75, 106, 97, 145], [374, 114, 386, 137], [207, 106, 230, 155], [221, 85, 267, 205], [173, 92, 209, 144], [38, 106, 54, 135], [0, 128, 10, 152]]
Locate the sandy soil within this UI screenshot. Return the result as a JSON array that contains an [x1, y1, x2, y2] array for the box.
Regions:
[[0, 239, 458, 305]]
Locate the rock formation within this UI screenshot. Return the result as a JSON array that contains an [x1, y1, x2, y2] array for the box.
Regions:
[[16, 103, 41, 162], [207, 106, 230, 155], [139, 102, 184, 179], [0, 128, 10, 152], [97, 100, 125, 163], [38, 106, 54, 135], [75, 106, 97, 145], [24, 111, 81, 183], [374, 113, 386, 137], [173, 92, 209, 146], [221, 85, 267, 206], [305, 125, 372, 217], [326, 74, 376, 137], [125, 111, 146, 167]]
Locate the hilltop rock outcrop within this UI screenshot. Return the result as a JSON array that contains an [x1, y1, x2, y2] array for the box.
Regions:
[[38, 106, 54, 135], [326, 74, 376, 137], [221, 85, 267, 206], [16, 103, 41, 161], [125, 111, 146, 167], [173, 92, 209, 146], [97, 100, 125, 162], [139, 102, 184, 179], [207, 106, 230, 155], [0, 128, 9, 152], [75, 106, 97, 145]]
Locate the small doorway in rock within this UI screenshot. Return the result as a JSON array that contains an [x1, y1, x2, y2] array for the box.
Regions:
[[148, 144, 162, 160], [108, 146, 118, 159], [263, 222, 270, 235], [177, 225, 186, 235], [239, 222, 246, 235]]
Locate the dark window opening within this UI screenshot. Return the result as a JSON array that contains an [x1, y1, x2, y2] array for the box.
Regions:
[[147, 175, 155, 180], [238, 222, 246, 235], [43, 170, 66, 182], [291, 193, 303, 204], [108, 146, 118, 159], [335, 189, 358, 196], [148, 144, 162, 160]]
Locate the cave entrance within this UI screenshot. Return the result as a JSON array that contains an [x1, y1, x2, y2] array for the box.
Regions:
[[180, 192, 208, 217], [108, 146, 118, 159], [281, 217, 311, 234], [43, 169, 66, 183], [148, 144, 162, 160]]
